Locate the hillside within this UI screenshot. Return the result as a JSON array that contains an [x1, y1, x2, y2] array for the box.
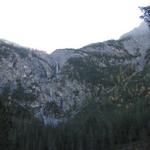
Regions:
[[0, 21, 150, 150]]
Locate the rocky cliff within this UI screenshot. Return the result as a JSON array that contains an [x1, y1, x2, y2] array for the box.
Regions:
[[0, 21, 150, 124]]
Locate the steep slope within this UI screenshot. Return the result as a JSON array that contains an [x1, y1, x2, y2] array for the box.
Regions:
[[1, 20, 150, 150], [0, 22, 150, 125]]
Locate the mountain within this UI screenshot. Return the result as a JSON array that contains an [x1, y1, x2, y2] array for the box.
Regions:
[[1, 21, 150, 150], [0, 22, 150, 122]]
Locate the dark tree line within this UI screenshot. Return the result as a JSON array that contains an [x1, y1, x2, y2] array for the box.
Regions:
[[1, 58, 150, 150], [0, 100, 11, 150], [0, 95, 149, 150]]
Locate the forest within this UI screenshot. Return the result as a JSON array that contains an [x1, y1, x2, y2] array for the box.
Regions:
[[1, 78, 150, 150]]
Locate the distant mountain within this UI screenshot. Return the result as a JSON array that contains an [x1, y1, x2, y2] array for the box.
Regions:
[[1, 21, 150, 149], [0, 22, 149, 122]]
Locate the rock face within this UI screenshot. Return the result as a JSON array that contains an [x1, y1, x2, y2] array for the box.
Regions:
[[0, 21, 150, 124]]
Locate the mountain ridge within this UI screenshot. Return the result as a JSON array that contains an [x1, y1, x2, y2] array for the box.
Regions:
[[1, 19, 150, 150], [0, 21, 150, 125]]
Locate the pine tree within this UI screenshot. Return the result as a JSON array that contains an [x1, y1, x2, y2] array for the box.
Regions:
[[139, 5, 150, 26]]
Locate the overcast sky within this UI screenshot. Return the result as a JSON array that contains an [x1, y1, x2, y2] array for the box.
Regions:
[[0, 0, 149, 53]]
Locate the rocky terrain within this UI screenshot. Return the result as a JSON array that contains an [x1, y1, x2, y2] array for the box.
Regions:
[[1, 15, 150, 150], [1, 5, 150, 150], [0, 21, 150, 125]]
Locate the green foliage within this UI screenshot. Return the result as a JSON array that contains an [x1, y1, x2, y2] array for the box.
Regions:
[[12, 80, 36, 102], [3, 93, 150, 150], [1, 44, 150, 149], [10, 117, 49, 150], [0, 42, 29, 60], [0, 49, 11, 60], [65, 56, 136, 89], [13, 47, 29, 58], [44, 101, 61, 117], [0, 100, 11, 150], [46, 96, 150, 150]]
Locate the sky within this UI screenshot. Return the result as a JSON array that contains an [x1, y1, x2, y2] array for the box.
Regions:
[[0, 0, 150, 53]]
